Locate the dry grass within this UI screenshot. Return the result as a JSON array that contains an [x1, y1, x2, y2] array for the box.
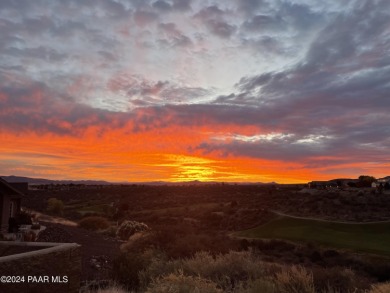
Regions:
[[146, 272, 222, 293], [275, 265, 315, 293], [369, 282, 390, 293], [80, 283, 128, 293]]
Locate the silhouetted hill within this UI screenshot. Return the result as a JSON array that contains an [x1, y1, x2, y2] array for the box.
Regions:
[[0, 175, 110, 185], [0, 176, 279, 186]]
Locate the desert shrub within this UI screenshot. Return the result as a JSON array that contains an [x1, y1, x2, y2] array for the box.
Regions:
[[309, 251, 323, 263], [141, 250, 364, 293], [369, 282, 390, 293], [112, 251, 153, 291], [78, 216, 110, 231], [100, 225, 117, 237], [312, 267, 362, 292], [164, 233, 239, 258], [201, 212, 224, 229], [236, 278, 277, 293], [80, 283, 128, 293], [116, 220, 149, 240], [275, 265, 315, 293], [140, 250, 281, 291], [46, 198, 64, 215], [183, 251, 266, 286], [322, 250, 340, 258], [253, 239, 296, 252], [146, 272, 222, 293], [362, 261, 390, 282], [318, 285, 342, 293], [240, 239, 250, 250], [122, 226, 239, 258], [139, 252, 178, 288]]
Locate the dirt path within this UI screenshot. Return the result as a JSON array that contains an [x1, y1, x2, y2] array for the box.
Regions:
[[26, 208, 78, 226]]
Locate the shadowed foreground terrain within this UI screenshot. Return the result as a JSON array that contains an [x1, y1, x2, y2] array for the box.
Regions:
[[20, 184, 390, 292]]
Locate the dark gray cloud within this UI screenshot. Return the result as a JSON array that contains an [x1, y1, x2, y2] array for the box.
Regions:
[[158, 22, 193, 47], [242, 14, 285, 32], [194, 5, 225, 19], [207, 20, 236, 38], [0, 72, 130, 136], [235, 0, 268, 15], [196, 134, 390, 164], [240, 36, 289, 56], [151, 0, 191, 12], [194, 5, 237, 38], [172, 0, 192, 11], [3, 46, 67, 62], [133, 10, 159, 27], [277, 1, 323, 31], [153, 0, 172, 11], [107, 74, 209, 105]]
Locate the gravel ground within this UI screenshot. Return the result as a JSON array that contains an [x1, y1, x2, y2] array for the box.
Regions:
[[39, 222, 121, 281]]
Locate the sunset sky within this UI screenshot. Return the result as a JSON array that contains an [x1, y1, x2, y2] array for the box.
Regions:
[[0, 0, 389, 183]]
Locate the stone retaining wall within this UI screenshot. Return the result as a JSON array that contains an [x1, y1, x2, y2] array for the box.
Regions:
[[0, 241, 81, 293]]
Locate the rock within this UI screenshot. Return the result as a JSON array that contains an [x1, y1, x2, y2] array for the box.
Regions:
[[89, 255, 110, 270]]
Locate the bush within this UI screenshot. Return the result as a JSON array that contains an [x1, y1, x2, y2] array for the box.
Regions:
[[369, 282, 390, 293], [100, 226, 117, 237], [46, 198, 64, 215], [236, 278, 277, 293], [79, 216, 110, 231], [146, 272, 222, 293], [125, 226, 240, 258], [80, 283, 128, 293], [275, 266, 315, 293], [116, 220, 149, 240], [139, 250, 280, 291], [312, 267, 362, 292], [363, 261, 390, 282], [112, 251, 154, 291], [136, 249, 374, 293]]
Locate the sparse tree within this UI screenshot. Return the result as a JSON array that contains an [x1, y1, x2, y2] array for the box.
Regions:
[[46, 198, 64, 215], [357, 175, 376, 188]]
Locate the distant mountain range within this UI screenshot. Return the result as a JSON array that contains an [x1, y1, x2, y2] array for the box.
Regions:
[[0, 175, 279, 186], [0, 175, 111, 185]]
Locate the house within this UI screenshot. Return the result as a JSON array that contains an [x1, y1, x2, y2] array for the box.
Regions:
[[308, 181, 337, 189], [329, 178, 359, 188], [309, 178, 361, 189], [377, 176, 390, 190], [0, 178, 23, 232], [377, 176, 390, 184]]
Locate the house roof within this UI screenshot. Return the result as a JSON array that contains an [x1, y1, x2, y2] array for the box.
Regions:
[[0, 178, 23, 199]]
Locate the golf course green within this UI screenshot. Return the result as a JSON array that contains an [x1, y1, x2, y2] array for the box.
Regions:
[[236, 216, 390, 256]]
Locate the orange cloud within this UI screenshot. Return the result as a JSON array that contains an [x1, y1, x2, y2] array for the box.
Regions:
[[0, 121, 356, 183]]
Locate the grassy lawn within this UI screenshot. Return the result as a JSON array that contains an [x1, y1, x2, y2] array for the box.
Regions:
[[64, 200, 111, 216], [236, 216, 390, 256]]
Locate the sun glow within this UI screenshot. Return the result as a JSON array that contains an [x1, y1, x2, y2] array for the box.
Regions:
[[162, 154, 217, 182]]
